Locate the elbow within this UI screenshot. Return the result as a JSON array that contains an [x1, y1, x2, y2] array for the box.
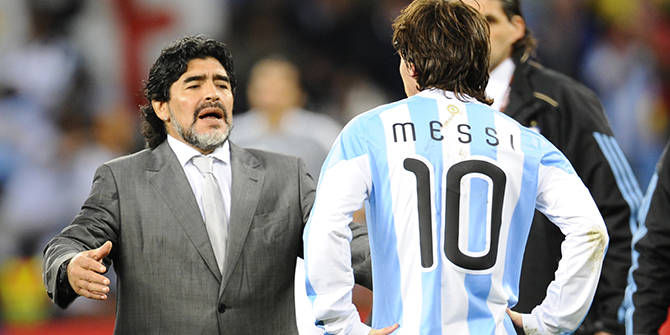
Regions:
[[594, 224, 609, 248], [588, 224, 609, 266]]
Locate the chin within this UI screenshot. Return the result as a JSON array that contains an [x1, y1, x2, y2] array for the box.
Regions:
[[181, 126, 231, 153]]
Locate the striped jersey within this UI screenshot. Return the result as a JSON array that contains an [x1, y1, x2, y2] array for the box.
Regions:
[[303, 89, 609, 335]]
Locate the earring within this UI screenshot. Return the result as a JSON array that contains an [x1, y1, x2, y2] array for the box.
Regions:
[[163, 116, 168, 121]]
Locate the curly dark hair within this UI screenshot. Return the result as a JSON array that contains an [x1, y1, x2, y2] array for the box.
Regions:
[[140, 35, 237, 149], [392, 0, 492, 105]]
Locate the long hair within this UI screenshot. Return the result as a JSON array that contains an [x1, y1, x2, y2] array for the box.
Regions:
[[499, 0, 537, 60], [140, 35, 237, 149], [392, 0, 492, 104]]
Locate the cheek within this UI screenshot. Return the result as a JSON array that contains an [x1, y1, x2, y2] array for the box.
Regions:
[[489, 29, 503, 47], [223, 94, 235, 113], [226, 110, 233, 125], [490, 32, 510, 54], [172, 98, 194, 114]]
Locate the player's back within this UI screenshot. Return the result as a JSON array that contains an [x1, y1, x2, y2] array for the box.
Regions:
[[349, 89, 568, 334]]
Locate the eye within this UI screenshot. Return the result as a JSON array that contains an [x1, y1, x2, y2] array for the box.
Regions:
[[187, 84, 200, 90]]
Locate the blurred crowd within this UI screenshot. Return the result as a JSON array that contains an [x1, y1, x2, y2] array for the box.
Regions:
[[1, 0, 670, 331]]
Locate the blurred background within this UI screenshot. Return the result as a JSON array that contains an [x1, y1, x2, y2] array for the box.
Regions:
[[0, 0, 669, 334]]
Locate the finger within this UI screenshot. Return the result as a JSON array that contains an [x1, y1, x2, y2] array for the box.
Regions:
[[91, 241, 113, 261], [69, 260, 110, 284], [74, 278, 110, 295], [75, 285, 108, 300], [77, 270, 111, 286], [68, 260, 111, 293], [69, 270, 110, 293], [384, 323, 400, 332], [370, 323, 399, 335], [75, 255, 107, 273], [75, 289, 107, 300], [71, 276, 110, 300]]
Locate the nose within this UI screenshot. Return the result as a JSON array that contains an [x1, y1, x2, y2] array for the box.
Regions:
[[204, 81, 220, 101]]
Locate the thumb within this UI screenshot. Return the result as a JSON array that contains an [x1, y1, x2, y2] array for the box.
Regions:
[[91, 241, 113, 261], [506, 308, 523, 328]]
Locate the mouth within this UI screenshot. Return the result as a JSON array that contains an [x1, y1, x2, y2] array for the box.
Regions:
[[197, 107, 225, 120], [196, 106, 226, 123]]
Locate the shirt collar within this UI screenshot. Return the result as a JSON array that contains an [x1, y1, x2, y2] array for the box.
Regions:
[[417, 88, 479, 103], [167, 135, 231, 167], [486, 57, 516, 111]]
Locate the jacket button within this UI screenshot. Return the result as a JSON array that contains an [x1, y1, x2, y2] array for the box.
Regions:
[[218, 304, 227, 313]]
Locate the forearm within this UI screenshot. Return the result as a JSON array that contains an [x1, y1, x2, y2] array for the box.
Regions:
[[304, 158, 372, 335], [530, 166, 610, 334], [523, 222, 609, 334], [305, 214, 369, 334]]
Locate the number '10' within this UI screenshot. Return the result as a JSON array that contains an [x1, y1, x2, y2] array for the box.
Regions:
[[403, 158, 506, 272]]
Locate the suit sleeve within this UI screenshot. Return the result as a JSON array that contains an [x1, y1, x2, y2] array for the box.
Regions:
[[43, 164, 119, 308], [627, 143, 670, 334], [522, 153, 610, 335]]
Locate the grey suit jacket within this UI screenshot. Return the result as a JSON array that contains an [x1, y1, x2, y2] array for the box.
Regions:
[[43, 141, 371, 334]]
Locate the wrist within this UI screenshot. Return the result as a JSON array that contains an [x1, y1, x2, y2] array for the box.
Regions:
[[56, 259, 76, 301]]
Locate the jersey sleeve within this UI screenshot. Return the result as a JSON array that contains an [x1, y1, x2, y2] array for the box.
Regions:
[[521, 150, 610, 335], [303, 117, 373, 335]]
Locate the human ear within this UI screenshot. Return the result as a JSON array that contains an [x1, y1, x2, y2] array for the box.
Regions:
[[510, 15, 526, 44], [406, 62, 418, 78], [152, 100, 169, 122], [407, 63, 419, 79]]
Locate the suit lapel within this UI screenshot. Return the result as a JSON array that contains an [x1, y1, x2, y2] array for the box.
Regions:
[[221, 142, 264, 289], [147, 142, 222, 281]]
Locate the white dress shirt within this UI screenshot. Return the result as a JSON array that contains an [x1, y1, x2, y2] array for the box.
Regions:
[[167, 135, 232, 224], [486, 57, 516, 112]]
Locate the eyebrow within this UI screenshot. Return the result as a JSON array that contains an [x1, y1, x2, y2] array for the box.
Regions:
[[183, 74, 230, 83]]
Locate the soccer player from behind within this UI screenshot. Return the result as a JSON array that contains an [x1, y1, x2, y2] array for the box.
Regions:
[[303, 0, 609, 334]]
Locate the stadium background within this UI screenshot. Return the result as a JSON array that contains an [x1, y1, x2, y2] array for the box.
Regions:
[[1, 0, 669, 333]]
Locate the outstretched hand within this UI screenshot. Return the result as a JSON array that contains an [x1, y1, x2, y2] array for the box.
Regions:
[[67, 241, 113, 300], [369, 323, 399, 335]]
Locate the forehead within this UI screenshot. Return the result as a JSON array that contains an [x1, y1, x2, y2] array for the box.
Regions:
[[179, 57, 228, 79], [466, 0, 505, 16]]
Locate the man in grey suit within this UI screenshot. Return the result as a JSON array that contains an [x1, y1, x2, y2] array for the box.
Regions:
[[42, 35, 372, 334]]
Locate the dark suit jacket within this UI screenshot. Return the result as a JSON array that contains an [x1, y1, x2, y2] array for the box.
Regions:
[[506, 55, 639, 335], [43, 141, 371, 334]]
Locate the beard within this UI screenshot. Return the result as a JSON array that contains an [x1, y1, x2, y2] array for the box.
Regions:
[[169, 102, 232, 152]]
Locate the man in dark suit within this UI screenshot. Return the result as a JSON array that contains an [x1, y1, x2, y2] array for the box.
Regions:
[[42, 35, 372, 334]]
